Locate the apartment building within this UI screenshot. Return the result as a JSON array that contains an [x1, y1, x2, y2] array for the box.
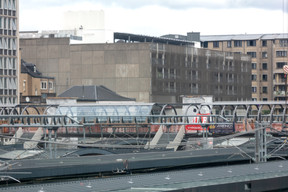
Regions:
[[0, 0, 19, 105], [201, 34, 288, 101]]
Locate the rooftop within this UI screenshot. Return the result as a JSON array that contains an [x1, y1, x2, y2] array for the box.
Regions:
[[201, 33, 288, 41], [58, 85, 136, 102]]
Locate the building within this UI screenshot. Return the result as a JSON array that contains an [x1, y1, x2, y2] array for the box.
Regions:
[[19, 33, 251, 103], [20, 10, 113, 44], [20, 60, 56, 104], [200, 34, 288, 101], [0, 0, 19, 105]]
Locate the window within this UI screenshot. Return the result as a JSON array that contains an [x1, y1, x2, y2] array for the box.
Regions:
[[280, 40, 288, 47], [23, 80, 26, 92], [262, 74, 268, 81], [262, 63, 267, 70], [262, 52, 267, 58], [262, 98, 268, 101], [41, 81, 47, 90], [234, 40, 242, 47], [227, 41, 232, 48], [213, 41, 219, 48], [262, 87, 268, 93], [252, 87, 257, 93], [202, 42, 208, 48], [262, 40, 267, 47], [251, 74, 257, 81], [251, 63, 257, 69], [170, 68, 176, 79], [252, 98, 257, 101], [247, 52, 256, 58], [276, 62, 287, 69], [247, 40, 256, 46], [49, 81, 53, 90], [276, 51, 287, 57]]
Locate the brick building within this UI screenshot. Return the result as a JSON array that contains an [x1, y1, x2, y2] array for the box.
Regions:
[[201, 34, 288, 101]]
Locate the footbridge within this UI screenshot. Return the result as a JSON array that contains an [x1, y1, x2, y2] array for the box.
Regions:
[[0, 101, 287, 161]]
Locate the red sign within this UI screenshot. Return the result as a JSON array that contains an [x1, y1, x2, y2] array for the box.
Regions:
[[185, 113, 209, 131]]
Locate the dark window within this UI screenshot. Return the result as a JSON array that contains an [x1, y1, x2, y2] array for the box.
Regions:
[[262, 98, 268, 101], [276, 62, 287, 69], [247, 40, 256, 46], [227, 41, 232, 48], [234, 40, 242, 47], [247, 52, 257, 58], [262, 52, 267, 58], [276, 51, 287, 57], [262, 63, 267, 70], [252, 87, 257, 93], [251, 74, 257, 81], [262, 87, 267, 93], [262, 74, 268, 81], [251, 63, 257, 69], [202, 42, 208, 48], [213, 41, 219, 48], [262, 40, 267, 47], [280, 40, 288, 47]]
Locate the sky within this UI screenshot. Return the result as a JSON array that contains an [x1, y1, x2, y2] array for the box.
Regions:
[[19, 0, 288, 37]]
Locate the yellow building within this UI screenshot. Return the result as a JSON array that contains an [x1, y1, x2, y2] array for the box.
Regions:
[[201, 34, 288, 101], [20, 60, 55, 103]]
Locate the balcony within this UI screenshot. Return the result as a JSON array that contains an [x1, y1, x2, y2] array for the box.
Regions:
[[274, 91, 287, 97], [273, 79, 286, 85]]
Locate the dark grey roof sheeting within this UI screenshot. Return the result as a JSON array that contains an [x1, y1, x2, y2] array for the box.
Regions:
[[2, 160, 288, 192], [58, 85, 136, 102], [21, 60, 54, 79]]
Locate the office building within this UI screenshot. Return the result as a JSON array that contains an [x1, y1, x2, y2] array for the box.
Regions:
[[0, 0, 19, 105]]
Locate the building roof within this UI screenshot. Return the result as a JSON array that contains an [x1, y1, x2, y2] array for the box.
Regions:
[[58, 85, 136, 102], [21, 60, 54, 79], [114, 32, 195, 46], [201, 33, 288, 41]]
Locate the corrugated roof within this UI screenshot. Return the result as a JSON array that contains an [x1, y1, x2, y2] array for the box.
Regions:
[[58, 85, 136, 102]]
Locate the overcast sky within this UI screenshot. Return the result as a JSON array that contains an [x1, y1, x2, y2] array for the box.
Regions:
[[20, 0, 288, 36]]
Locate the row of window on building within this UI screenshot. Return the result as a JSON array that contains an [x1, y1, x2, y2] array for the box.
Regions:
[[0, 56, 16, 69], [0, 38, 17, 50], [206, 39, 288, 48], [0, 0, 16, 10], [246, 51, 287, 58], [0, 96, 17, 104], [0, 17, 17, 30]]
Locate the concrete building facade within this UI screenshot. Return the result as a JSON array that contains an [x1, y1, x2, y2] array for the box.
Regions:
[[0, 0, 19, 105], [201, 34, 288, 101], [20, 36, 251, 103]]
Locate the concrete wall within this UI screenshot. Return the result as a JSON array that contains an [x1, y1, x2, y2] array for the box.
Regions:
[[20, 38, 152, 102]]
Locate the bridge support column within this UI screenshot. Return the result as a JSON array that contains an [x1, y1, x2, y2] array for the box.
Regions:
[[255, 123, 267, 163], [48, 128, 52, 159]]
